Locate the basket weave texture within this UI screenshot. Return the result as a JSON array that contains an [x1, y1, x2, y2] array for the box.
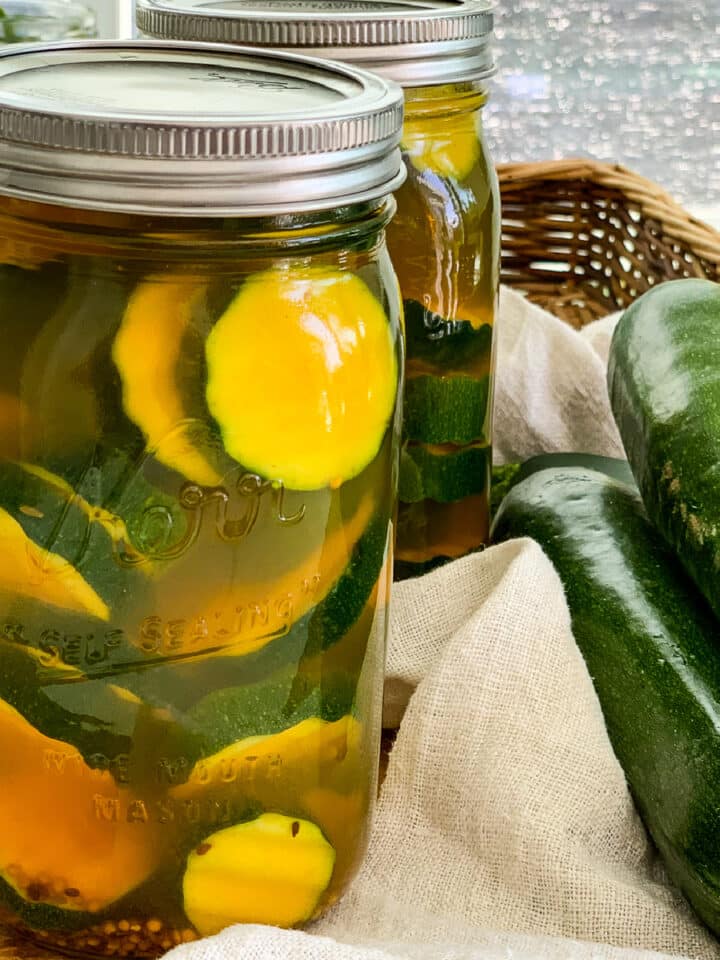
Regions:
[[498, 159, 720, 328]]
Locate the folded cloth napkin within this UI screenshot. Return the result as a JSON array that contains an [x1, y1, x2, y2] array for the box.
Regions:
[[167, 288, 720, 960]]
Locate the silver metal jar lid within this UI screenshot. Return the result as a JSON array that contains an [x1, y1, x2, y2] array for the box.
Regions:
[[0, 40, 405, 216], [136, 0, 495, 88]]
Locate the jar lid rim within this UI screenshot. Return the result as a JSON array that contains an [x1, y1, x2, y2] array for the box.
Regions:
[[0, 39, 405, 215], [136, 0, 495, 87]]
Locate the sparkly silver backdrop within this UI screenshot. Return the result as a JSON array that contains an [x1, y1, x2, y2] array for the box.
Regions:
[[487, 0, 719, 225]]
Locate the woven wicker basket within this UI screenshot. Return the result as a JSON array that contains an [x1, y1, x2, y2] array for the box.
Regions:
[[498, 159, 720, 328]]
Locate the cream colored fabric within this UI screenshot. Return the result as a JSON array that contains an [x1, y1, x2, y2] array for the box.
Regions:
[[167, 288, 719, 960], [493, 287, 623, 464]]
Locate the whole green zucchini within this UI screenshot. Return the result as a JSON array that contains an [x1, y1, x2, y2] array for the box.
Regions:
[[608, 278, 720, 619], [491, 460, 720, 935]]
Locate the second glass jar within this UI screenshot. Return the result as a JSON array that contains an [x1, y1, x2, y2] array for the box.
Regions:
[[391, 79, 498, 577], [136, 0, 501, 580]]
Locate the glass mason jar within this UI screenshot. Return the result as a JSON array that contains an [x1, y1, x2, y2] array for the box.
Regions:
[[136, 0, 500, 580], [0, 1, 96, 43], [0, 41, 404, 956]]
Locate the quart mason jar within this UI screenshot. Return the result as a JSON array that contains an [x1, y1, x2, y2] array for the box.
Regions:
[[0, 1, 96, 43], [0, 41, 404, 956], [137, 0, 500, 579]]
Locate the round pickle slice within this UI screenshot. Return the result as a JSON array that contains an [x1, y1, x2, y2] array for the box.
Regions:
[[205, 267, 397, 491], [402, 106, 480, 182], [0, 506, 108, 621], [113, 278, 224, 488], [183, 813, 335, 934], [0, 697, 160, 915]]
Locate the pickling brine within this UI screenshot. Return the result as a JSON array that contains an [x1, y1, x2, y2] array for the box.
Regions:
[[0, 42, 404, 957], [391, 81, 499, 577], [136, 0, 500, 580]]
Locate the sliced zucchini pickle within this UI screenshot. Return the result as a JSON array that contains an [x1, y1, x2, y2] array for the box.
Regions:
[[205, 266, 397, 491], [183, 813, 335, 934]]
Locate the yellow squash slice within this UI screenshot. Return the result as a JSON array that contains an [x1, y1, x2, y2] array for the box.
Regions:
[[402, 105, 481, 181], [0, 506, 108, 621], [113, 279, 222, 487], [205, 267, 397, 491], [0, 698, 159, 911], [183, 813, 335, 934], [172, 715, 360, 799]]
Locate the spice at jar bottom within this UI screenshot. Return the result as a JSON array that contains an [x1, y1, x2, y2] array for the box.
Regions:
[[22, 919, 197, 958]]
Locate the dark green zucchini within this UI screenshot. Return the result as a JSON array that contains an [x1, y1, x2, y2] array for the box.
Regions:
[[491, 461, 720, 936], [489, 456, 635, 518], [608, 278, 720, 619], [513, 453, 635, 488]]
